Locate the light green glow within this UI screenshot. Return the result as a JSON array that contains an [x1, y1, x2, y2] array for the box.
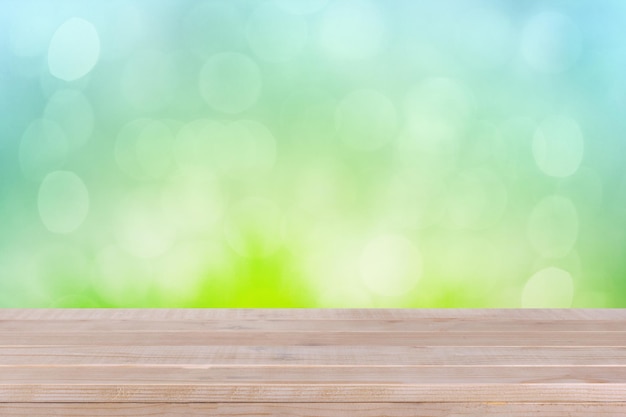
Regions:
[[0, 0, 625, 307]]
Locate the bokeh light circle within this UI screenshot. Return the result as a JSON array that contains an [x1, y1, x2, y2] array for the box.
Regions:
[[114, 188, 177, 259], [43, 89, 94, 149], [457, 7, 515, 69], [522, 267, 574, 307], [532, 115, 584, 178], [399, 77, 472, 175], [521, 11, 582, 73], [121, 49, 179, 113], [281, 88, 337, 150], [247, 2, 308, 62], [528, 195, 579, 258], [383, 171, 448, 230], [405, 77, 472, 127], [276, 0, 330, 15], [199, 52, 262, 114], [445, 168, 508, 230], [160, 169, 223, 236], [38, 170, 89, 234], [359, 234, 422, 297], [182, 1, 244, 58], [318, 0, 386, 61], [95, 3, 150, 61], [336, 89, 398, 151], [175, 118, 221, 171], [19, 119, 68, 181], [48, 18, 100, 81], [115, 118, 175, 180], [213, 120, 277, 180]]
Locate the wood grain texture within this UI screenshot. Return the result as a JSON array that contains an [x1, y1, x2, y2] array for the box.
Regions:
[[2, 308, 625, 320], [3, 318, 626, 332], [2, 346, 625, 365], [2, 331, 625, 346], [3, 365, 626, 383], [0, 309, 624, 403], [1, 403, 626, 417], [3, 383, 626, 403]]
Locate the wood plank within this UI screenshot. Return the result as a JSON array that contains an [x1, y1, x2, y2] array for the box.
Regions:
[[1, 309, 625, 321], [1, 319, 624, 332], [1, 330, 624, 346], [2, 365, 626, 384], [1, 309, 624, 403], [2, 345, 626, 366], [1, 383, 625, 402], [1, 402, 626, 417]]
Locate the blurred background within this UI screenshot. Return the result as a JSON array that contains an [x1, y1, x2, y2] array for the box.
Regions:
[[0, 0, 625, 307]]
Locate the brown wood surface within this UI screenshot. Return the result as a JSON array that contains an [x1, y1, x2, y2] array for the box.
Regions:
[[0, 309, 624, 405], [1, 403, 626, 417], [2, 308, 625, 320], [2, 330, 625, 346], [1, 345, 625, 365]]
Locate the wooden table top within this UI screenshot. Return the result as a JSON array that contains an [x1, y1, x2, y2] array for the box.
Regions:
[[1, 308, 625, 403]]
